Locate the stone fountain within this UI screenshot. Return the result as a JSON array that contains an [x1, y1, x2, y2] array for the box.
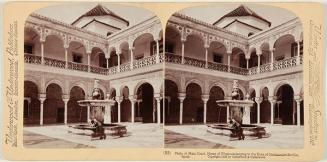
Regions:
[[207, 80, 267, 139], [68, 79, 127, 139]]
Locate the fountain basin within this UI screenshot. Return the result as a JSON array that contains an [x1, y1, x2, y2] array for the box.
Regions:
[[207, 124, 267, 139], [68, 123, 127, 137], [78, 100, 116, 107], [216, 100, 254, 107]]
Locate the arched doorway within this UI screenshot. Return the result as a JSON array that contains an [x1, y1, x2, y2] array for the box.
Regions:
[[136, 83, 155, 123], [184, 83, 203, 123], [24, 81, 40, 125], [24, 28, 40, 55], [44, 83, 64, 124], [165, 27, 182, 55], [276, 84, 294, 125], [260, 87, 271, 123], [68, 41, 87, 64], [249, 90, 257, 124], [110, 88, 118, 123], [67, 86, 87, 123], [121, 86, 131, 122], [164, 79, 179, 124], [133, 33, 154, 59], [207, 86, 225, 123]]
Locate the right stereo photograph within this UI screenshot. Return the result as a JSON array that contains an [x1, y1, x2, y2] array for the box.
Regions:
[[163, 4, 303, 149]]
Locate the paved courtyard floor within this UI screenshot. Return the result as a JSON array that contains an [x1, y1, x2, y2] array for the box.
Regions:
[[24, 123, 163, 148], [164, 124, 304, 149]]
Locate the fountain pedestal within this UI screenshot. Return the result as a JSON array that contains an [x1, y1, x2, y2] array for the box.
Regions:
[[242, 106, 251, 124]]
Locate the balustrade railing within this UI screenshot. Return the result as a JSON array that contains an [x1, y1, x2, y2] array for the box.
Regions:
[[90, 65, 108, 75], [207, 62, 228, 72], [133, 55, 157, 69], [248, 67, 257, 75], [120, 63, 131, 72], [230, 65, 249, 75], [24, 53, 41, 64], [273, 56, 297, 70], [108, 66, 117, 75], [44, 57, 66, 69], [164, 53, 182, 64], [67, 62, 88, 72], [259, 63, 271, 73], [184, 56, 206, 68]]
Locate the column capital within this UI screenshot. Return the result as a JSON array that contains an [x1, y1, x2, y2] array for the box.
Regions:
[[62, 94, 70, 102], [201, 94, 210, 102], [204, 44, 210, 49], [268, 96, 277, 103], [38, 94, 46, 102], [178, 92, 186, 101], [181, 37, 186, 43], [129, 95, 137, 102], [154, 93, 162, 98], [116, 96, 123, 103], [294, 95, 303, 102], [255, 97, 263, 104], [129, 47, 135, 51]]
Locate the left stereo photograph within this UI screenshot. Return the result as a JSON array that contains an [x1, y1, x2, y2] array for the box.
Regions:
[[23, 3, 164, 148]]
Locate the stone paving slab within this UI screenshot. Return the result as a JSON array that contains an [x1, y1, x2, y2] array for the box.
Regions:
[[164, 124, 304, 149]]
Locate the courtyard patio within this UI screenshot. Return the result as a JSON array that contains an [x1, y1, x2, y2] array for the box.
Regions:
[[24, 123, 163, 148], [164, 124, 303, 149]]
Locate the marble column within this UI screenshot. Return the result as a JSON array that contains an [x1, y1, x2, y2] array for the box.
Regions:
[[227, 53, 231, 72], [201, 94, 209, 124], [87, 52, 91, 72], [41, 41, 44, 65], [268, 96, 277, 125], [64, 47, 68, 69], [257, 53, 261, 73], [106, 58, 109, 69], [296, 41, 301, 65], [205, 46, 209, 68], [39, 94, 46, 125], [178, 93, 186, 124], [129, 95, 136, 123], [155, 96, 162, 124], [117, 96, 123, 123], [246, 58, 249, 69], [270, 48, 275, 71], [129, 47, 134, 69], [155, 39, 160, 63], [294, 95, 302, 126], [62, 94, 69, 124], [181, 40, 185, 64], [255, 97, 263, 124]]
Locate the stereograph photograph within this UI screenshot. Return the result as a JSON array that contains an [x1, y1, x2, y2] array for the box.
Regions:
[[2, 1, 325, 161], [23, 3, 164, 148], [164, 4, 304, 149]]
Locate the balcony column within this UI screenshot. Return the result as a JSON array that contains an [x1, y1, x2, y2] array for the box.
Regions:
[[117, 52, 121, 72], [246, 58, 249, 69], [39, 94, 46, 125], [204, 45, 209, 68], [154, 94, 162, 124], [227, 52, 231, 72], [255, 97, 263, 124], [155, 39, 160, 63], [129, 47, 134, 69], [296, 41, 301, 65], [257, 52, 262, 73], [294, 95, 302, 126], [62, 94, 69, 124], [202, 94, 209, 124], [87, 52, 91, 72], [106, 58, 109, 69], [181, 39, 186, 64], [178, 93, 186, 124], [117, 96, 123, 123], [64, 46, 68, 69], [129, 95, 136, 123], [268, 96, 277, 125], [270, 48, 275, 71], [41, 41, 45, 65]]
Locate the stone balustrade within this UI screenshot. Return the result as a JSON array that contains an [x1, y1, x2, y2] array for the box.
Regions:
[[24, 53, 163, 75], [165, 53, 302, 76]]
